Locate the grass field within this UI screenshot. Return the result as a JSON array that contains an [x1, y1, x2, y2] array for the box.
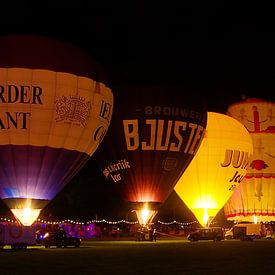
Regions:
[[1, 238, 275, 274]]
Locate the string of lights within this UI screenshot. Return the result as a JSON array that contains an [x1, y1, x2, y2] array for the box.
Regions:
[[0, 216, 198, 226]]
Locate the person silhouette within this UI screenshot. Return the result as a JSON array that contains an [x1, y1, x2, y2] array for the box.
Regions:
[[153, 228, 157, 242]]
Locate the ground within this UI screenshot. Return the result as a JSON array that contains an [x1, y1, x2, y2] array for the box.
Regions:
[[1, 238, 275, 274]]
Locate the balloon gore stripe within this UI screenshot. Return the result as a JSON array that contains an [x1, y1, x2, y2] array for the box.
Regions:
[[0, 144, 89, 200]]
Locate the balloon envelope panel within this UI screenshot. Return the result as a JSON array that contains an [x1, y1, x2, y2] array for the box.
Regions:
[[227, 98, 275, 133], [224, 177, 275, 222], [0, 145, 89, 200]]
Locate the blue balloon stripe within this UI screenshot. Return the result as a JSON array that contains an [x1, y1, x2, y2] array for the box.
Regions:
[[0, 144, 90, 200]]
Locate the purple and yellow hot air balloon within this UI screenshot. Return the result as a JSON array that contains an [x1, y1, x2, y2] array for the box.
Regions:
[[94, 84, 207, 227], [0, 35, 113, 225]]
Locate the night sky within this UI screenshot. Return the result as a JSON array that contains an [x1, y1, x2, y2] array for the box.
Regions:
[[0, 3, 275, 222]]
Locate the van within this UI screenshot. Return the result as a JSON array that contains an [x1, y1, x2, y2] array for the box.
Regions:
[[225, 223, 262, 240], [187, 227, 224, 241], [42, 231, 81, 248]]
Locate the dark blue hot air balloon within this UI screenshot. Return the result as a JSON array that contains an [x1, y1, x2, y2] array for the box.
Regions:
[[94, 84, 207, 226]]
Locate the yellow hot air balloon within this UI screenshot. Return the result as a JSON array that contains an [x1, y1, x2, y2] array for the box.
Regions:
[[224, 98, 275, 223], [174, 112, 253, 227]]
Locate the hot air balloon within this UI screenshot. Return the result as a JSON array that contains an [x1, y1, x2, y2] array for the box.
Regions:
[[94, 84, 207, 227], [224, 98, 275, 223], [0, 35, 113, 225], [174, 112, 253, 227]]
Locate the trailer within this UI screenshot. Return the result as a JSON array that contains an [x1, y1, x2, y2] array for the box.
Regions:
[[225, 223, 262, 240], [0, 223, 36, 249]]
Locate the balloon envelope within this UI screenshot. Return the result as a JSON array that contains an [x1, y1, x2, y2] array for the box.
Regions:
[[94, 84, 207, 225], [224, 98, 275, 223], [0, 35, 113, 225], [174, 112, 253, 227]]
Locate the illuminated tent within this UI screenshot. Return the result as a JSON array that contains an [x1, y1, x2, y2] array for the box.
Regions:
[[0, 35, 113, 225], [224, 98, 275, 223], [94, 84, 207, 226], [174, 112, 253, 227]]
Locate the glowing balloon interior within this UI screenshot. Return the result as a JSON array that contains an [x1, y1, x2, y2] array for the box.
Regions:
[[0, 35, 113, 225], [94, 84, 207, 227], [174, 112, 253, 227], [224, 98, 275, 223], [134, 203, 158, 227]]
